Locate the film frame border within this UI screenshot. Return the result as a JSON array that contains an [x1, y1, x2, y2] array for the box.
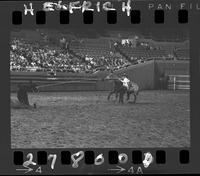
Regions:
[[0, 0, 200, 174], [12, 9, 189, 25]]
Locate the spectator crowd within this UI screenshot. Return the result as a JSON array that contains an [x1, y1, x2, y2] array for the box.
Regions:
[[10, 34, 189, 74], [10, 38, 131, 73]]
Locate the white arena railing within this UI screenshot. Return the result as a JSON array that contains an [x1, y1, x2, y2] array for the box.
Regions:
[[168, 75, 190, 91]]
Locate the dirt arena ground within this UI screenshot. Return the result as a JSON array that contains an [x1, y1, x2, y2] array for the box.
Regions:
[[11, 90, 190, 148]]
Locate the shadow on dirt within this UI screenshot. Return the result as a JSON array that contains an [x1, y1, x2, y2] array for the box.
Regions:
[[127, 101, 156, 105]]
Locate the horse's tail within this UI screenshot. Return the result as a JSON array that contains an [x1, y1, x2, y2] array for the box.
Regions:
[[135, 84, 139, 96]]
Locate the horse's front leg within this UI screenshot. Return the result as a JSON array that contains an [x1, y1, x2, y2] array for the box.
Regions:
[[133, 94, 137, 103], [115, 92, 118, 101], [107, 90, 114, 100], [119, 91, 124, 104], [127, 91, 130, 101]]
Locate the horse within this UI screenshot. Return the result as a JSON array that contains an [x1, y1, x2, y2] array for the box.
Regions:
[[11, 81, 38, 109], [108, 80, 139, 103], [105, 73, 139, 103], [103, 73, 124, 102]]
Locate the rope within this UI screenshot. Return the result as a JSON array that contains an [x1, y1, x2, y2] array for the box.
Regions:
[[36, 80, 97, 89], [32, 76, 119, 91], [36, 81, 82, 89]]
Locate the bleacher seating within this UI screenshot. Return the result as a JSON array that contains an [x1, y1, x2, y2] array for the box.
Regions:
[[10, 29, 190, 73], [116, 45, 171, 63], [70, 39, 110, 58], [69, 38, 131, 69]]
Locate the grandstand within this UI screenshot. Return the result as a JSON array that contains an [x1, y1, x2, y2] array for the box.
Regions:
[[10, 28, 189, 74], [69, 38, 111, 59], [116, 45, 170, 62]]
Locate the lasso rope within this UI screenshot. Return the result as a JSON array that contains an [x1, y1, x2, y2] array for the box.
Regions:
[[35, 79, 98, 90]]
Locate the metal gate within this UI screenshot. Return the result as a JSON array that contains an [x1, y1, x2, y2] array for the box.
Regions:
[[168, 75, 190, 91]]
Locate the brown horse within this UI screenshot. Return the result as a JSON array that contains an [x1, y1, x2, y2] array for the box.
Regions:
[[108, 80, 139, 103], [105, 73, 139, 103]]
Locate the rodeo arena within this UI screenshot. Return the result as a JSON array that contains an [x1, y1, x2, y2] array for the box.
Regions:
[[10, 28, 190, 148]]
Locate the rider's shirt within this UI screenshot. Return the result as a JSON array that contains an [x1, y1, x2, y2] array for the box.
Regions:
[[120, 77, 130, 89]]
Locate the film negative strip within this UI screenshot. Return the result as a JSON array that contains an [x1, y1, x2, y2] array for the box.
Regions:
[[0, 0, 199, 175]]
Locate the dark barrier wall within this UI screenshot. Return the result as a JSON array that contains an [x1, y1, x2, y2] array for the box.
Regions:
[[38, 82, 97, 92], [155, 60, 189, 75], [10, 71, 96, 78], [113, 60, 155, 90], [111, 60, 189, 90], [10, 60, 189, 92], [10, 72, 99, 92], [11, 82, 97, 92], [96, 80, 113, 91]]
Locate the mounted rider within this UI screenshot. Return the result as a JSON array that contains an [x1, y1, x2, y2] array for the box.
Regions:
[[119, 73, 131, 90], [105, 70, 139, 103]]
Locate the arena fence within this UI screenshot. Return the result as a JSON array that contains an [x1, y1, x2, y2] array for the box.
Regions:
[[168, 75, 190, 91]]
